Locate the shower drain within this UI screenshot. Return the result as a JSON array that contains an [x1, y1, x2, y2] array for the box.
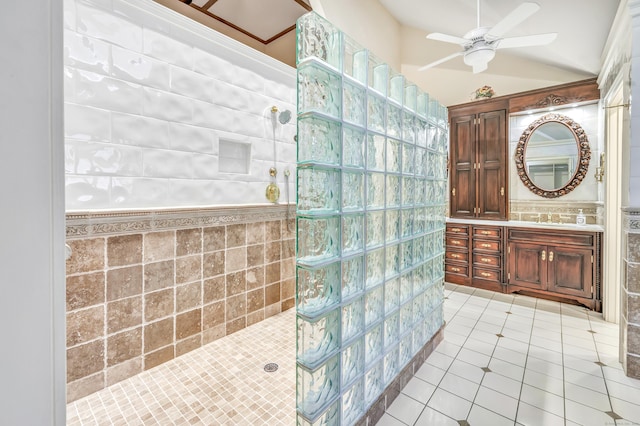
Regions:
[[264, 363, 279, 373]]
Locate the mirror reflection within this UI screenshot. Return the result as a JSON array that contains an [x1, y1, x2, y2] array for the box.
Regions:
[[525, 122, 578, 190], [515, 113, 590, 198]]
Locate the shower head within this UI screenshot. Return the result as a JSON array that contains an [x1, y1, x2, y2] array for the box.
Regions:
[[278, 110, 292, 125]]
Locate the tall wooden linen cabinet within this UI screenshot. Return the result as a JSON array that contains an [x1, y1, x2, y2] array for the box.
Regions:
[[448, 99, 508, 220]]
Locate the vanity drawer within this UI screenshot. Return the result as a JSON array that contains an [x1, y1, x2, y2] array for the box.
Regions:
[[447, 225, 469, 235], [473, 227, 502, 239], [446, 236, 468, 248], [473, 253, 500, 267], [446, 251, 468, 262], [473, 239, 500, 252], [446, 263, 468, 276], [473, 268, 500, 282]]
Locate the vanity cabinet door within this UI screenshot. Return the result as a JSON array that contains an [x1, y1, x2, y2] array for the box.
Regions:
[[508, 242, 547, 291], [547, 246, 593, 299], [450, 114, 476, 218], [477, 110, 507, 220]]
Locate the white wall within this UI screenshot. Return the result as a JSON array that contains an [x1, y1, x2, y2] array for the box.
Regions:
[[508, 103, 601, 202], [64, 0, 297, 211], [0, 0, 66, 424]]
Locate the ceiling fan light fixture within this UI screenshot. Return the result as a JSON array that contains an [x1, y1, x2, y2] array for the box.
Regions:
[[463, 47, 495, 68]]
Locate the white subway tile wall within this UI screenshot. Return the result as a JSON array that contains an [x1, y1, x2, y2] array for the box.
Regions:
[[64, 0, 296, 210]]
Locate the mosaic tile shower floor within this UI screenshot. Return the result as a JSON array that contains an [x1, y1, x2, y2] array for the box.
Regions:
[[67, 285, 640, 425], [66, 309, 296, 425]]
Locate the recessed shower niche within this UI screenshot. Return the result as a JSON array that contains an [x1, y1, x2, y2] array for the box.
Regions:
[[296, 12, 448, 425], [218, 139, 251, 174]]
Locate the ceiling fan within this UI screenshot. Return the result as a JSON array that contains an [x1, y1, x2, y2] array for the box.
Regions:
[[419, 0, 557, 74]]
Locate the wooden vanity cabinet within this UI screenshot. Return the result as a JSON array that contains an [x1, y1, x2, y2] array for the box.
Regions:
[[445, 224, 470, 285], [507, 227, 601, 311], [449, 99, 508, 220]]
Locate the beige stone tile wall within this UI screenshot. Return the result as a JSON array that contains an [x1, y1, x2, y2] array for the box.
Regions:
[[509, 200, 603, 225], [65, 206, 295, 402], [623, 208, 640, 379]]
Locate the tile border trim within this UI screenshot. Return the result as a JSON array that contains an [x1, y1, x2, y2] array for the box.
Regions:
[[623, 207, 640, 231], [66, 204, 294, 238]]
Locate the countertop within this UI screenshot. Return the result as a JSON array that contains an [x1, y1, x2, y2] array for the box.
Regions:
[[446, 217, 604, 233]]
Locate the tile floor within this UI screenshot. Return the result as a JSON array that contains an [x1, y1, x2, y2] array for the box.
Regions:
[[66, 283, 640, 426], [378, 283, 640, 426], [66, 308, 296, 425]]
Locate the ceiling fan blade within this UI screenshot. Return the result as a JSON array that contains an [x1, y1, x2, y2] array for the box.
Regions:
[[426, 32, 470, 46], [485, 2, 540, 40], [418, 52, 464, 71], [496, 33, 557, 49], [472, 62, 488, 74]]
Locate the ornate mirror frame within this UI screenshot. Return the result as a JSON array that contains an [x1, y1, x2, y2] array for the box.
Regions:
[[515, 113, 591, 198]]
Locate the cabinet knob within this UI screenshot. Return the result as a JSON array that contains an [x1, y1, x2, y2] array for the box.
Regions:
[[500, 187, 505, 197], [481, 243, 491, 248], [452, 240, 461, 245], [481, 230, 490, 235], [451, 253, 461, 259], [481, 258, 491, 263], [480, 272, 491, 278], [549, 251, 554, 262], [452, 188, 456, 197], [450, 227, 461, 232], [541, 250, 546, 261], [451, 267, 461, 272]]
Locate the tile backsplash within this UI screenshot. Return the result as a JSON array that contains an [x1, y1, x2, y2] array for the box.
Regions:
[[64, 0, 297, 210], [65, 205, 295, 402]]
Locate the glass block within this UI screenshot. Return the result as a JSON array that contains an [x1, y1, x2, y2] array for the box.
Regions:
[[403, 114, 415, 144], [415, 118, 428, 148], [413, 236, 424, 264], [342, 379, 364, 425], [400, 272, 412, 303], [342, 214, 363, 255], [297, 263, 341, 318], [342, 255, 364, 301], [297, 311, 340, 367], [297, 167, 340, 214], [401, 208, 414, 238], [428, 99, 439, 123], [402, 143, 415, 175], [364, 324, 383, 367], [385, 243, 399, 278], [426, 124, 437, 151], [401, 240, 413, 271], [366, 132, 385, 171], [365, 248, 385, 288], [386, 175, 400, 207], [296, 354, 340, 419], [414, 181, 426, 208], [413, 326, 424, 355], [342, 171, 364, 211], [365, 285, 384, 327], [399, 333, 412, 367], [385, 209, 400, 242], [298, 64, 341, 119], [366, 210, 385, 248], [414, 208, 426, 235], [297, 401, 340, 426], [387, 104, 402, 139], [405, 84, 417, 111], [386, 138, 400, 173], [413, 260, 426, 294], [414, 146, 426, 177], [343, 81, 366, 126], [298, 114, 341, 166], [341, 338, 364, 387], [368, 54, 387, 95], [400, 302, 413, 335], [343, 36, 367, 84], [384, 312, 399, 349], [388, 72, 403, 104], [343, 125, 365, 169], [342, 297, 364, 344], [367, 94, 385, 134], [384, 278, 399, 314], [297, 216, 340, 265], [425, 181, 435, 206], [417, 92, 429, 118], [296, 13, 342, 69], [413, 292, 424, 324], [402, 177, 415, 207], [366, 172, 385, 208], [364, 362, 384, 406], [383, 348, 398, 385]]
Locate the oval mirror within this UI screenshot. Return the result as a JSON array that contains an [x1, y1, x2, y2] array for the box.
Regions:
[[515, 113, 590, 198]]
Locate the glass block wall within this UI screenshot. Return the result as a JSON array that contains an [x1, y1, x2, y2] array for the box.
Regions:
[[295, 12, 448, 425]]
